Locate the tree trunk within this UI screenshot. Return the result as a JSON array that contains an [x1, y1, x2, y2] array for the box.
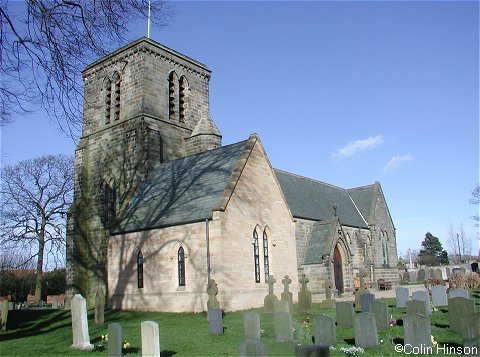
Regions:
[[33, 223, 46, 306]]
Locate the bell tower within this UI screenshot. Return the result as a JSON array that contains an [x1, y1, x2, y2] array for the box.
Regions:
[[66, 38, 221, 306]]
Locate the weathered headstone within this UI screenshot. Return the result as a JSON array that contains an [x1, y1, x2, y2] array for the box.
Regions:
[[360, 293, 375, 313], [108, 323, 122, 357], [8, 302, 13, 311], [264, 275, 278, 313], [431, 285, 448, 307], [336, 301, 355, 327], [406, 300, 427, 317], [403, 314, 432, 350], [298, 274, 312, 313], [448, 297, 476, 333], [435, 268, 442, 280], [370, 300, 389, 331], [208, 308, 223, 335], [445, 267, 451, 277], [471, 262, 479, 273], [281, 275, 293, 312], [239, 339, 267, 357], [448, 288, 469, 299], [354, 273, 369, 309], [313, 314, 336, 346], [207, 279, 220, 309], [428, 268, 435, 279], [412, 291, 431, 316], [460, 267, 466, 273], [1, 300, 8, 331], [95, 286, 105, 324], [70, 294, 94, 350], [417, 269, 425, 282], [141, 321, 160, 357], [462, 313, 480, 354], [354, 313, 379, 348], [395, 287, 409, 308], [244, 312, 261, 340], [52, 300, 59, 309], [409, 271, 417, 282], [319, 280, 335, 309], [294, 344, 330, 357], [274, 300, 290, 313], [274, 312, 293, 342]]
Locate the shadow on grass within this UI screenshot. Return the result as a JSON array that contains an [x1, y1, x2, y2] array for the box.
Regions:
[[434, 323, 449, 328], [161, 350, 177, 357], [344, 338, 355, 345], [393, 337, 404, 345]]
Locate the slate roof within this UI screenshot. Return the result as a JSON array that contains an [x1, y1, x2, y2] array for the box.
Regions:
[[348, 185, 376, 223], [274, 170, 369, 228], [303, 221, 336, 265], [111, 140, 249, 234]]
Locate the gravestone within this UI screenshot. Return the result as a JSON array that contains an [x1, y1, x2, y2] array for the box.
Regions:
[[371, 300, 389, 331], [264, 275, 278, 313], [95, 286, 105, 324], [354, 273, 369, 309], [274, 300, 290, 313], [471, 262, 479, 273], [8, 302, 13, 311], [409, 271, 417, 282], [1, 300, 8, 331], [207, 279, 220, 309], [403, 314, 432, 350], [396, 287, 409, 308], [448, 288, 469, 299], [445, 267, 451, 277], [417, 269, 425, 282], [281, 275, 293, 312], [108, 323, 122, 357], [319, 280, 335, 309], [70, 294, 94, 350], [406, 300, 427, 317], [141, 321, 160, 357], [52, 301, 59, 309], [435, 268, 442, 280], [208, 308, 224, 335], [294, 344, 330, 357], [298, 274, 312, 313], [354, 313, 379, 348], [428, 268, 435, 279], [460, 267, 466, 273], [448, 297, 476, 333], [360, 293, 375, 313], [412, 291, 431, 316], [244, 312, 261, 340], [274, 312, 293, 342], [336, 301, 355, 327], [462, 313, 480, 353], [313, 314, 336, 346], [431, 285, 448, 307], [239, 339, 267, 357]]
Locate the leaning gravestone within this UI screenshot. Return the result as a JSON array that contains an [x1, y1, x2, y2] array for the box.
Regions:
[[281, 275, 293, 312], [294, 344, 330, 357], [207, 279, 220, 309], [239, 339, 267, 357], [108, 323, 122, 357], [360, 293, 375, 313], [141, 321, 160, 357], [274, 312, 293, 342], [406, 300, 427, 317], [417, 269, 425, 282], [208, 308, 223, 335], [448, 288, 469, 299], [336, 301, 355, 327], [462, 312, 480, 354], [448, 297, 476, 333], [264, 275, 278, 313], [70, 294, 94, 350], [371, 300, 389, 331], [244, 312, 261, 340], [396, 287, 409, 308], [298, 274, 312, 313], [431, 285, 448, 307], [403, 314, 431, 349], [95, 286, 105, 324], [313, 314, 336, 346], [1, 300, 8, 331], [354, 313, 379, 348], [412, 291, 431, 316]]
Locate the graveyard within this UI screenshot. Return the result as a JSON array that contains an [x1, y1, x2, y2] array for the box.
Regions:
[[1, 285, 478, 356]]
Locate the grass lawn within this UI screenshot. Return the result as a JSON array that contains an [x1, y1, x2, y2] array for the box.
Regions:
[[1, 293, 479, 356]]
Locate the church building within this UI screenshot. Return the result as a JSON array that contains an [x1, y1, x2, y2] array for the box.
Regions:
[[66, 38, 398, 312]]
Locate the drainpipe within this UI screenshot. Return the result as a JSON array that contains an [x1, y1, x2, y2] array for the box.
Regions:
[[206, 218, 211, 281]]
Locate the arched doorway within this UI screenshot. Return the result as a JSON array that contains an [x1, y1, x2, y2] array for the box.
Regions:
[[333, 245, 344, 294]]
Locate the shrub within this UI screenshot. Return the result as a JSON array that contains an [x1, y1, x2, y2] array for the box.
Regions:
[[448, 272, 480, 291]]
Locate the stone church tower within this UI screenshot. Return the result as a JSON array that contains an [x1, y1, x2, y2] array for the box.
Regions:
[[66, 38, 221, 305]]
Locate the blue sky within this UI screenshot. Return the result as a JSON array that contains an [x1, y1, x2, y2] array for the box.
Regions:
[[2, 1, 479, 258]]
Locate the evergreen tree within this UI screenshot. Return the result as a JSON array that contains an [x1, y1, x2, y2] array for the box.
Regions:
[[418, 232, 449, 266]]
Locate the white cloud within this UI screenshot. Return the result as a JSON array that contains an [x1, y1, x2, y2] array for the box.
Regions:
[[383, 155, 413, 172], [332, 135, 384, 159]]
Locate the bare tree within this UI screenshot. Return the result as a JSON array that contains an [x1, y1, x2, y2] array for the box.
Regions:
[[447, 223, 471, 264], [0, 155, 73, 304], [1, 0, 171, 135], [471, 183, 480, 226]]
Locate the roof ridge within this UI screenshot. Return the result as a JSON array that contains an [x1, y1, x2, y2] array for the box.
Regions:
[[347, 183, 376, 191], [274, 168, 347, 191]]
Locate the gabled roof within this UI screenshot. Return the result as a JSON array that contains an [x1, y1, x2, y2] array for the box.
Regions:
[[274, 170, 369, 228], [303, 221, 336, 265], [347, 184, 376, 224], [111, 139, 250, 234]]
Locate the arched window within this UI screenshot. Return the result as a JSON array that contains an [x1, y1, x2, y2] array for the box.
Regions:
[[104, 181, 116, 227], [253, 228, 260, 283], [168, 71, 178, 121], [263, 229, 269, 282], [137, 251, 144, 288], [178, 246, 186, 286], [104, 77, 112, 124], [179, 76, 188, 123], [112, 72, 121, 121]]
